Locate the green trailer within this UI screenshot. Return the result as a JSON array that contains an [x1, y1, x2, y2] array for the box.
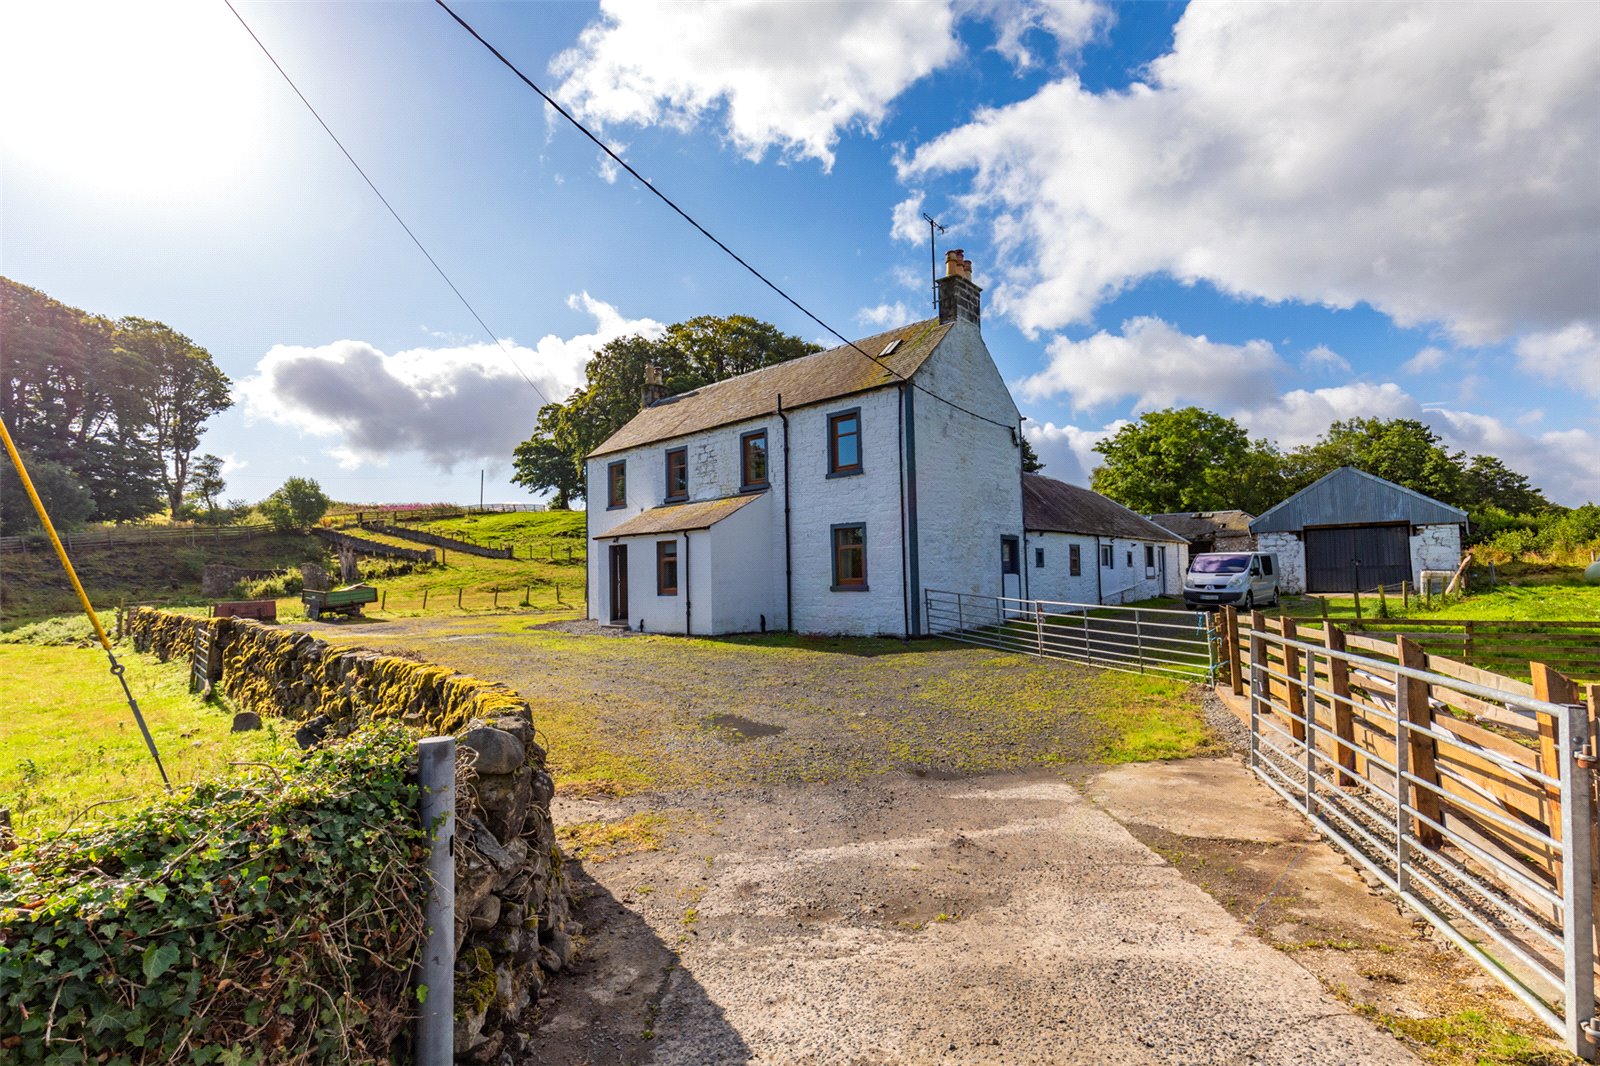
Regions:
[[302, 583, 378, 620]]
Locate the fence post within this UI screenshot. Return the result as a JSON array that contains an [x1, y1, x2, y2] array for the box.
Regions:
[[1402, 580, 1410, 610], [1396, 635, 1443, 849], [380, 589, 386, 611], [422, 588, 429, 610], [956, 593, 964, 633], [1035, 602, 1045, 656], [416, 736, 456, 1064], [493, 589, 499, 609], [1353, 586, 1363, 624], [1134, 609, 1145, 673], [456, 588, 463, 610], [1464, 620, 1476, 665], [1533, 663, 1581, 881], [1283, 618, 1306, 742], [1302, 647, 1318, 815], [1326, 623, 1357, 786], [1223, 607, 1243, 696]]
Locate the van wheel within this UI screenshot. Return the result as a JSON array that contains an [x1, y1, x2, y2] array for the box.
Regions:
[[1242, 592, 1254, 612]]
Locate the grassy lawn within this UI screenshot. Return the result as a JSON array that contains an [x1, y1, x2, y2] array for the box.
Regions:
[[311, 616, 1219, 797], [0, 639, 294, 839], [1279, 578, 1600, 623]]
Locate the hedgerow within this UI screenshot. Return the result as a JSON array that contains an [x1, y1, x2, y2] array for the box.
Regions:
[[0, 724, 429, 1065]]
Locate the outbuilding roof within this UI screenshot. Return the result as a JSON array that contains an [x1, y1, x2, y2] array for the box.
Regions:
[[600, 493, 763, 538], [1023, 475, 1186, 543], [1144, 510, 1255, 541], [1250, 467, 1468, 534], [589, 319, 952, 457]]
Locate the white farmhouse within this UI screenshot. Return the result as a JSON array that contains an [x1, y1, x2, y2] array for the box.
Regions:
[[1022, 475, 1189, 605], [583, 251, 1025, 637]]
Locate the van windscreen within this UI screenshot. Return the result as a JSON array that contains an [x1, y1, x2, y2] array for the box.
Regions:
[[1190, 554, 1251, 574]]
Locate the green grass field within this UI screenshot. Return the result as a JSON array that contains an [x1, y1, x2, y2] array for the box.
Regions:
[[1279, 577, 1600, 623], [0, 641, 294, 839]]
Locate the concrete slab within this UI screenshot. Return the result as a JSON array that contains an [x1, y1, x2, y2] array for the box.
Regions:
[[1086, 758, 1318, 844]]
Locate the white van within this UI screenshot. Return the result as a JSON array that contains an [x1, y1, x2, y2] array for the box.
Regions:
[[1184, 551, 1280, 610]]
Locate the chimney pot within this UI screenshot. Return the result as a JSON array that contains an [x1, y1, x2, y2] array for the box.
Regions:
[[944, 249, 972, 279]]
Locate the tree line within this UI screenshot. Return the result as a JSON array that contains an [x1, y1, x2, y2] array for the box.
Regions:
[[1088, 406, 1578, 549], [1, 278, 233, 535]]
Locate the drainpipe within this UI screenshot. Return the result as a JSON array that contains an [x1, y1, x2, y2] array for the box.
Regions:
[[583, 468, 591, 618], [1094, 535, 1104, 605], [897, 384, 909, 638], [777, 394, 793, 632], [683, 530, 692, 636]]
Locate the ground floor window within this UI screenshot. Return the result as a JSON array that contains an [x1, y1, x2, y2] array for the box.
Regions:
[[831, 524, 867, 590], [656, 540, 678, 595], [1100, 543, 1114, 569], [1001, 535, 1020, 575], [1069, 544, 1082, 576], [1034, 546, 1045, 568], [1145, 544, 1156, 577]]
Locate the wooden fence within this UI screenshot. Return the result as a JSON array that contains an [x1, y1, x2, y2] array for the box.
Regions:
[[0, 522, 276, 555], [1218, 606, 1597, 889], [1346, 619, 1600, 683]]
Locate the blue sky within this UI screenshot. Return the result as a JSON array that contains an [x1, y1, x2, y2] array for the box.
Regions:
[[3, 1, 1596, 506]]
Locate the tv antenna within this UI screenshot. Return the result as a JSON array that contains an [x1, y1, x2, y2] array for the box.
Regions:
[[922, 211, 945, 311]]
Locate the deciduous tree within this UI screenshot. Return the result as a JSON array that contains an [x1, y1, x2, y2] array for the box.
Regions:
[[1090, 407, 1286, 514]]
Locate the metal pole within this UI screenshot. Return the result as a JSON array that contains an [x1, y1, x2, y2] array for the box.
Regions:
[[1134, 609, 1145, 673], [1560, 702, 1596, 1060], [1302, 647, 1316, 815], [1394, 687, 1411, 896], [1248, 627, 1266, 773], [417, 736, 456, 1064]]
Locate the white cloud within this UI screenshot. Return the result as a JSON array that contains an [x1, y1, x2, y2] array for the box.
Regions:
[[903, 4, 1600, 345], [240, 294, 664, 470], [1300, 345, 1350, 375], [891, 191, 928, 245], [1016, 316, 1284, 411], [552, 0, 962, 170], [1022, 418, 1125, 485], [857, 301, 915, 329], [1516, 323, 1600, 398], [1402, 346, 1449, 375], [971, 0, 1111, 68], [1233, 382, 1421, 450]]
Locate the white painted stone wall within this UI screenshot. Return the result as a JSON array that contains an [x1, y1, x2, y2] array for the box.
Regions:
[[705, 493, 778, 634], [1257, 532, 1305, 594], [1024, 533, 1100, 604], [786, 388, 909, 636], [1410, 523, 1462, 584], [909, 319, 1024, 631]]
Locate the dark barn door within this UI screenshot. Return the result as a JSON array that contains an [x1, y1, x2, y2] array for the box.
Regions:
[[1305, 524, 1410, 592]]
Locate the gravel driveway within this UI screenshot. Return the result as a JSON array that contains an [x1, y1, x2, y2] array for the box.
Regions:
[[301, 614, 1414, 1063]]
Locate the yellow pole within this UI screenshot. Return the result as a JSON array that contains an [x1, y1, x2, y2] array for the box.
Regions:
[[1, 415, 170, 788]]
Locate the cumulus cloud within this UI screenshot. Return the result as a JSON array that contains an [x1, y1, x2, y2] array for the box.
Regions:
[[1516, 323, 1600, 398], [1402, 347, 1449, 375], [1300, 345, 1351, 375], [552, 0, 961, 170], [1022, 418, 1124, 486], [1016, 316, 1285, 411], [903, 4, 1600, 345], [891, 191, 929, 245], [971, 0, 1111, 68], [857, 301, 915, 329], [240, 294, 664, 470]]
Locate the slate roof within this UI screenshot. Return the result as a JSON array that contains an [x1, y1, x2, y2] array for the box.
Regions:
[[599, 493, 763, 538], [1144, 510, 1255, 541], [1250, 467, 1468, 533], [589, 319, 952, 457], [1023, 475, 1186, 542]]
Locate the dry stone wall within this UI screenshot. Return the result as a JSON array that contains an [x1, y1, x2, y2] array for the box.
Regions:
[[124, 608, 573, 1063]]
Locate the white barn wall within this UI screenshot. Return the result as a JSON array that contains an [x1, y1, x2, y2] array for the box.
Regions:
[[910, 320, 1024, 625], [1410, 524, 1462, 582], [1258, 532, 1306, 594], [1025, 533, 1100, 604]]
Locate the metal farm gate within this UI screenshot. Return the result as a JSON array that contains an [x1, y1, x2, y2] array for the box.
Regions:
[[1244, 622, 1598, 1058], [923, 590, 1218, 683]]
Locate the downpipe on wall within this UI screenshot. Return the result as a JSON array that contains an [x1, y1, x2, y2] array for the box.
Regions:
[[416, 735, 456, 1063]]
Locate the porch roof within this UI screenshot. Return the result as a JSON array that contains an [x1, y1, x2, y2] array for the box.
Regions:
[[600, 493, 764, 538]]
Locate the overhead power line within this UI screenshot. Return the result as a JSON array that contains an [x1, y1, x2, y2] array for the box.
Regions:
[[431, 0, 1018, 434], [223, 0, 550, 405]]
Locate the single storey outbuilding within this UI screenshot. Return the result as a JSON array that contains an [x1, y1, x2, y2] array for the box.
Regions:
[[1023, 475, 1189, 605], [1144, 510, 1256, 555], [1249, 467, 1467, 594]]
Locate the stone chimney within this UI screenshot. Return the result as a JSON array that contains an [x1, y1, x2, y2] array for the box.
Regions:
[[936, 249, 981, 327], [641, 363, 667, 407]]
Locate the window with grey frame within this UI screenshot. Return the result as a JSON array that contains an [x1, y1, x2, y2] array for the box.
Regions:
[[607, 460, 626, 509], [1069, 544, 1082, 576]]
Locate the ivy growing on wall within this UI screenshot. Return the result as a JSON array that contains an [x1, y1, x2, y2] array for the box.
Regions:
[[0, 725, 429, 1065]]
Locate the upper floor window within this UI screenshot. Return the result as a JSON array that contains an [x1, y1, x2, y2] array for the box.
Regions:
[[828, 410, 862, 476], [1069, 544, 1082, 576], [607, 460, 626, 509], [832, 523, 867, 590], [741, 430, 769, 490], [665, 447, 688, 502], [1001, 536, 1020, 575]]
